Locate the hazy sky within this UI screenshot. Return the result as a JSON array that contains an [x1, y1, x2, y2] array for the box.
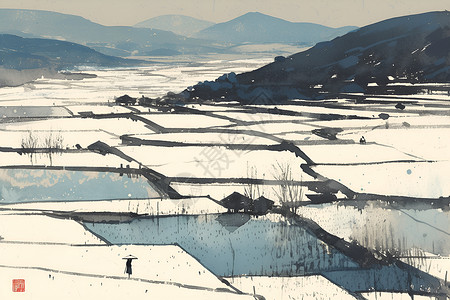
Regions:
[[0, 0, 448, 27]]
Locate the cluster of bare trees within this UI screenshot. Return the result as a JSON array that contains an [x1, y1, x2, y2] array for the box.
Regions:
[[271, 161, 303, 214], [244, 164, 261, 199], [244, 162, 304, 214], [21, 131, 65, 165]]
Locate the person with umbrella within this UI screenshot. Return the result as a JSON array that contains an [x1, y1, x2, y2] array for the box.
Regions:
[[123, 255, 138, 278]]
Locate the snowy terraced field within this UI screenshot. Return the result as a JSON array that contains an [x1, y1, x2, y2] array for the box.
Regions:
[[0, 243, 235, 290], [118, 145, 306, 179], [0, 267, 255, 300], [0, 243, 253, 299], [300, 144, 415, 164], [300, 203, 450, 257], [314, 161, 450, 197], [127, 132, 278, 145], [0, 129, 118, 149], [1, 117, 153, 137], [225, 275, 357, 300], [3, 197, 227, 216], [0, 59, 449, 299], [138, 113, 234, 128], [0, 212, 105, 244], [0, 152, 138, 168], [232, 122, 319, 136]]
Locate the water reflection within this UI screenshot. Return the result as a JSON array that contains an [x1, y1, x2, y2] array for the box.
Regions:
[[0, 168, 158, 203]]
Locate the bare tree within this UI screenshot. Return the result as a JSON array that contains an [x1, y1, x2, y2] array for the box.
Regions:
[[21, 131, 65, 165], [244, 163, 261, 199], [43, 131, 64, 150], [271, 161, 303, 214], [43, 131, 64, 166], [21, 131, 39, 164]]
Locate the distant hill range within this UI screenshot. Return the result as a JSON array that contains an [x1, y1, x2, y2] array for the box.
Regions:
[[193, 12, 358, 45], [0, 9, 218, 57], [134, 15, 215, 37], [0, 34, 142, 70], [187, 11, 450, 102], [0, 9, 358, 57]]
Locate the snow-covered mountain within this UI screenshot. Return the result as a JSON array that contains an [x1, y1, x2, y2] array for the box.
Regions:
[[134, 15, 215, 37], [0, 9, 219, 56], [194, 12, 357, 45]]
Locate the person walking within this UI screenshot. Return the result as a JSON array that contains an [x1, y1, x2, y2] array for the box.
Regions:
[[123, 255, 138, 279]]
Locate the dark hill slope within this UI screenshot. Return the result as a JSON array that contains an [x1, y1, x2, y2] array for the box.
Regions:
[[0, 34, 143, 70], [237, 11, 450, 90], [187, 11, 450, 102]]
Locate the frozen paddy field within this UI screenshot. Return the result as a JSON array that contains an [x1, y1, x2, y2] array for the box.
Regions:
[[0, 59, 449, 299], [0, 57, 272, 107], [299, 202, 450, 281]]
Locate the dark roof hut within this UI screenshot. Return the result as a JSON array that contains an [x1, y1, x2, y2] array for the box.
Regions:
[[221, 192, 253, 213], [115, 94, 137, 106], [306, 193, 337, 204], [252, 196, 274, 215]]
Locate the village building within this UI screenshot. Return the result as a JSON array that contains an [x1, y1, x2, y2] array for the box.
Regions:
[[220, 192, 253, 213], [252, 196, 274, 215], [115, 94, 137, 106]]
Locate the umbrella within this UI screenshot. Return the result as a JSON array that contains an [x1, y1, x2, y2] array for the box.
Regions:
[[123, 255, 138, 278]]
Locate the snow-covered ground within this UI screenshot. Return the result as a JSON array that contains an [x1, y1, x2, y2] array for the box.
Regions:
[[232, 122, 317, 135], [126, 132, 278, 145], [314, 161, 450, 197], [0, 242, 254, 299], [0, 212, 104, 244], [118, 145, 306, 180], [0, 266, 255, 300], [170, 182, 268, 200], [0, 243, 238, 291], [225, 275, 357, 300], [1, 117, 153, 139], [301, 143, 415, 164], [138, 113, 233, 128], [0, 207, 254, 299], [361, 292, 434, 300], [398, 250, 450, 282], [0, 152, 139, 169], [0, 58, 271, 107], [2, 197, 227, 216]]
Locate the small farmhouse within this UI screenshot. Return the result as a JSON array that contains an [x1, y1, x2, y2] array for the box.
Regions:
[[220, 192, 252, 213], [252, 196, 274, 215], [115, 94, 137, 106]]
